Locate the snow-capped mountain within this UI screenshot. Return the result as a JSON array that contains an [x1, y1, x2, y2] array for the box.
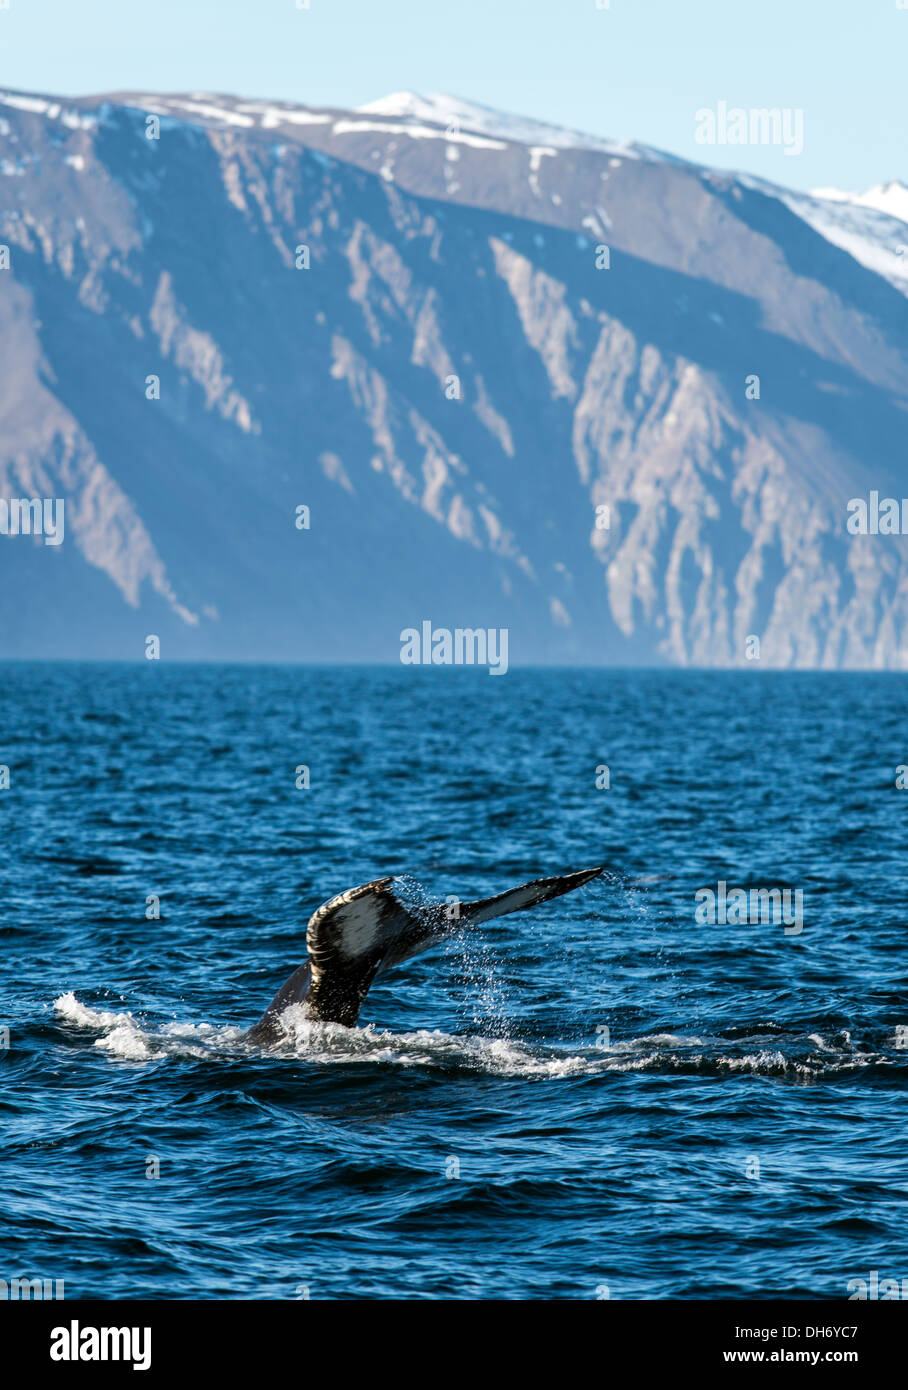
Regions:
[[762, 180, 908, 295], [353, 90, 658, 160], [1, 86, 907, 666], [812, 181, 908, 225]]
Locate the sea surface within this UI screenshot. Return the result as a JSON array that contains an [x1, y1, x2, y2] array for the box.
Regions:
[[1, 663, 906, 1300]]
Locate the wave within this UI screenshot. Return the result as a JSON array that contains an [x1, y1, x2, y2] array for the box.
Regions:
[[51, 993, 898, 1080]]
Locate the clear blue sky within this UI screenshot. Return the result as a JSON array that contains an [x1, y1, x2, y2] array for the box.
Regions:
[[0, 0, 904, 192]]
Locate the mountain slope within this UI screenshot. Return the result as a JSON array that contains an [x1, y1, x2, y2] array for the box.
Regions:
[[1, 87, 907, 666]]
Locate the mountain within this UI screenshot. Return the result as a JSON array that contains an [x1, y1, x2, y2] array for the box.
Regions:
[[1, 85, 907, 666]]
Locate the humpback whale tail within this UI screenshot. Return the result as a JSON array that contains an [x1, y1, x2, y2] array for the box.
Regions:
[[245, 865, 603, 1042], [460, 866, 603, 924]]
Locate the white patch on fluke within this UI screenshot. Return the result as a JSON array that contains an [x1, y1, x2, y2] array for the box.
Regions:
[[335, 897, 384, 957]]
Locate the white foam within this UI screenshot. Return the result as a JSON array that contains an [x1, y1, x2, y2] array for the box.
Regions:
[[52, 994, 888, 1079], [95, 1025, 151, 1060], [270, 1005, 589, 1076], [54, 992, 248, 1064], [54, 993, 151, 1059], [54, 991, 598, 1076], [55, 991, 136, 1030]]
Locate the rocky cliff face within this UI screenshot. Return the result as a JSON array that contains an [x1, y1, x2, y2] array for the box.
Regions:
[[1, 86, 907, 666]]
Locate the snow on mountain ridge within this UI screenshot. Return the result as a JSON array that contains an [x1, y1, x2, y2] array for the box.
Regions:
[[2, 84, 908, 665], [4, 83, 906, 300], [355, 90, 648, 158], [810, 181, 908, 226], [738, 174, 908, 296]]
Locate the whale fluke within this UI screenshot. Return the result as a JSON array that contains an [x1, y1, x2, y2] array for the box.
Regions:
[[245, 866, 603, 1041]]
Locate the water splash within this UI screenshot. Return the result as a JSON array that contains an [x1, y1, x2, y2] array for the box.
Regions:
[[53, 993, 895, 1081]]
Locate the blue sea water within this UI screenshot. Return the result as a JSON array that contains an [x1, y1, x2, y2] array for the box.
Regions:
[[1, 663, 906, 1300]]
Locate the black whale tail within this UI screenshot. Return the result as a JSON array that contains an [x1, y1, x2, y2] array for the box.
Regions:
[[461, 866, 605, 925], [245, 865, 605, 1039]]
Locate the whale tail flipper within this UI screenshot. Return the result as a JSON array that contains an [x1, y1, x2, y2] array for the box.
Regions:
[[245, 866, 604, 1037], [247, 877, 420, 1037], [460, 865, 604, 925]]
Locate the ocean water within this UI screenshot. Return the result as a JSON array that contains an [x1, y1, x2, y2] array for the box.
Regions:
[[1, 663, 906, 1300]]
